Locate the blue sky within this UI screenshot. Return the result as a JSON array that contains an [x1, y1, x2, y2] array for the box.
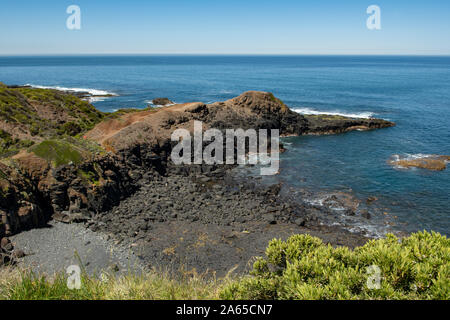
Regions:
[[1, 0, 449, 55]]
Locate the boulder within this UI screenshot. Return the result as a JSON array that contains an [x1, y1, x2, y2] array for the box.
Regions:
[[152, 98, 174, 106]]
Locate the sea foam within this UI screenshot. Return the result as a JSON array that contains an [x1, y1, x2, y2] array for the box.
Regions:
[[292, 107, 374, 119], [25, 84, 118, 97]]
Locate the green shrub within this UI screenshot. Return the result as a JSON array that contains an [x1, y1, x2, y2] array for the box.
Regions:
[[57, 121, 82, 136], [220, 232, 450, 300], [78, 168, 101, 186]]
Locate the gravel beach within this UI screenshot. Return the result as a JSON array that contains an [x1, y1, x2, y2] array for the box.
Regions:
[[10, 221, 145, 276]]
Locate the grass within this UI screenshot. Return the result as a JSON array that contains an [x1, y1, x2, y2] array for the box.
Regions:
[[0, 232, 448, 300], [31, 139, 83, 167], [0, 268, 226, 300], [29, 136, 105, 168]]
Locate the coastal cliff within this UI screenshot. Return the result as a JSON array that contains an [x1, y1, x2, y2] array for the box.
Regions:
[[0, 85, 395, 238]]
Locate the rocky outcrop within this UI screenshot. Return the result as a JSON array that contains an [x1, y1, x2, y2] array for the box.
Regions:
[[301, 114, 394, 135], [388, 155, 450, 171], [0, 88, 395, 238], [151, 98, 174, 106], [0, 237, 24, 266]]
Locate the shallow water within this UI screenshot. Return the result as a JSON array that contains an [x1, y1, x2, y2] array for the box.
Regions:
[[1, 55, 449, 236]]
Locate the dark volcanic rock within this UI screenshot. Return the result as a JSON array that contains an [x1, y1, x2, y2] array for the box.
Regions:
[[302, 114, 394, 135], [84, 171, 369, 276], [0, 237, 24, 267]]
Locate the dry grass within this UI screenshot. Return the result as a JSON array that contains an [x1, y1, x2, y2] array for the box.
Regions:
[[0, 266, 234, 300]]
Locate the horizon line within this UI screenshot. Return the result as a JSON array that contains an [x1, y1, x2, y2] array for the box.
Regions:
[[1, 53, 450, 57]]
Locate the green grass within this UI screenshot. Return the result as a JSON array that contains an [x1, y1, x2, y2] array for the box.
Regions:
[[0, 268, 225, 300], [0, 232, 448, 300], [31, 140, 83, 167]]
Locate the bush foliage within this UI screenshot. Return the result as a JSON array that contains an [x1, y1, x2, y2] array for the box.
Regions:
[[220, 231, 449, 300]]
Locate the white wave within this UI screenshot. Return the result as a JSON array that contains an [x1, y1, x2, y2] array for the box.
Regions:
[[87, 97, 108, 103], [304, 197, 325, 206], [25, 84, 118, 97], [293, 107, 374, 119]]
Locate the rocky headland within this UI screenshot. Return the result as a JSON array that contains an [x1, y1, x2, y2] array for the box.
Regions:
[[0, 83, 395, 274]]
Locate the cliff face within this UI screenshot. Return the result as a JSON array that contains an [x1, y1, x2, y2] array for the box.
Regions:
[[0, 87, 395, 237]]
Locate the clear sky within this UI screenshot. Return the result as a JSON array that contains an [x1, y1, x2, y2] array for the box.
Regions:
[[0, 0, 449, 55]]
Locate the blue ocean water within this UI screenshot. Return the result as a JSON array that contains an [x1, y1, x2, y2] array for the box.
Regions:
[[0, 55, 449, 236]]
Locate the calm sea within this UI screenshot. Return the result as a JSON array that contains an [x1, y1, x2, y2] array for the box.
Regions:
[[1, 55, 449, 236]]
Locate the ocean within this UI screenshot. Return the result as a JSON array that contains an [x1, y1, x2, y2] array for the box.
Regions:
[[1, 55, 449, 236]]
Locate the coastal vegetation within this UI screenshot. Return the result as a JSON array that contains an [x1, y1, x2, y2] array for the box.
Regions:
[[221, 231, 449, 300], [0, 232, 448, 300], [0, 86, 104, 158]]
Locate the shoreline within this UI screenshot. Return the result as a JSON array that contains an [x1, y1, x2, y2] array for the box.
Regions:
[[0, 85, 396, 274]]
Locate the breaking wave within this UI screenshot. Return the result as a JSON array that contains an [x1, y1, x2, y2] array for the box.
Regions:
[[292, 107, 375, 119], [25, 84, 118, 97]]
